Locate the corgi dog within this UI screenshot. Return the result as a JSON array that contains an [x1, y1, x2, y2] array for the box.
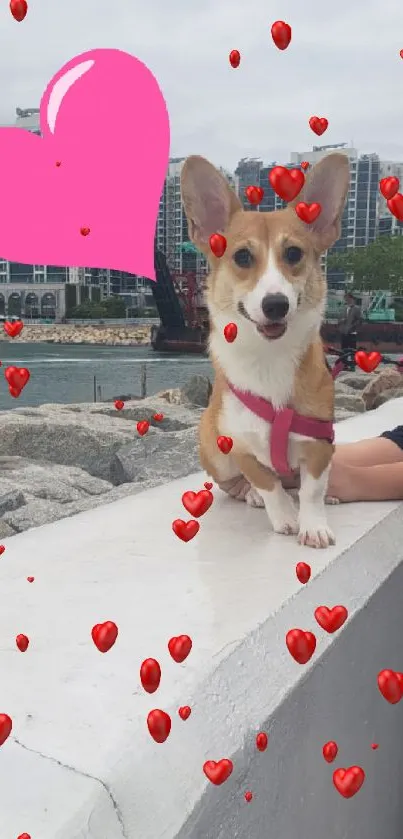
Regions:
[[181, 153, 350, 548]]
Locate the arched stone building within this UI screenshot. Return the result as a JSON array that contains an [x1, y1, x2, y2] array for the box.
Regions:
[[0, 284, 66, 320]]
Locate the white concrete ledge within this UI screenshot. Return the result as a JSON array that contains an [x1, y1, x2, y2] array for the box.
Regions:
[[1, 400, 403, 838]]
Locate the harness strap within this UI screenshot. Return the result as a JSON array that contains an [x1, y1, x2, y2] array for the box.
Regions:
[[226, 380, 334, 476], [270, 408, 295, 475]]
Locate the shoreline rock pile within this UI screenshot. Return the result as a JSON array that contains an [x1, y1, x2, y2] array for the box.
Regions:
[[2, 323, 152, 346], [0, 370, 400, 538]]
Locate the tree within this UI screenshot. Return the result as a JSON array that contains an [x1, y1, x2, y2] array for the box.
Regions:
[[327, 236, 403, 293], [70, 297, 126, 319]]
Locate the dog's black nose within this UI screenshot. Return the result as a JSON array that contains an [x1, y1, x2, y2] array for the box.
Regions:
[[261, 293, 289, 321]]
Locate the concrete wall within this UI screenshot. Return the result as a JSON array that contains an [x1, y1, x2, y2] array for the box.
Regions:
[[177, 506, 403, 839]]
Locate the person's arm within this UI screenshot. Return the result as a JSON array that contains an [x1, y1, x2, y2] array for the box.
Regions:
[[329, 462, 403, 502]]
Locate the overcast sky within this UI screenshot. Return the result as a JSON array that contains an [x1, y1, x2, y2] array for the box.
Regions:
[[1, 0, 402, 171]]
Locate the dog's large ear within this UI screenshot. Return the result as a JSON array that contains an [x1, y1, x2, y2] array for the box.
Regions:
[[292, 153, 350, 251], [181, 156, 242, 253]]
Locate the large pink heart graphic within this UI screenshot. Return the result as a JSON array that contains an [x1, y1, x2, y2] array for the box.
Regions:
[[0, 49, 170, 280]]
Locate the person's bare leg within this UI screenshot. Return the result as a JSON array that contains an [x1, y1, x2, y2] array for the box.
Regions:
[[328, 460, 403, 502], [332, 436, 403, 468]]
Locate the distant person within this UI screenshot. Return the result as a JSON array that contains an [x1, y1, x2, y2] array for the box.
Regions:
[[339, 292, 362, 370]]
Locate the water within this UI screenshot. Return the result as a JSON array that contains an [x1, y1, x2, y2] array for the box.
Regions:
[[2, 342, 399, 411], [0, 343, 213, 410]]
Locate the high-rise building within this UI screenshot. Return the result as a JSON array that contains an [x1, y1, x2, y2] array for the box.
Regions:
[[235, 144, 387, 289], [377, 160, 403, 237], [235, 158, 263, 211]]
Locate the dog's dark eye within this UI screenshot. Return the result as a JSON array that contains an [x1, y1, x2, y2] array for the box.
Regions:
[[284, 246, 303, 265], [233, 248, 254, 268]]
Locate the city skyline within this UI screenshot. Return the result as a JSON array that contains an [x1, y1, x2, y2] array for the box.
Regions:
[[0, 0, 402, 171], [2, 105, 403, 320]]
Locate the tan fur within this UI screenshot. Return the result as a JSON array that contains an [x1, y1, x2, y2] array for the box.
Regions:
[[231, 451, 278, 491]]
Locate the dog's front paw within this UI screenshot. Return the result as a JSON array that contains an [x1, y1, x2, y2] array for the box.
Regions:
[[298, 521, 335, 549], [245, 487, 265, 508], [270, 496, 299, 535]]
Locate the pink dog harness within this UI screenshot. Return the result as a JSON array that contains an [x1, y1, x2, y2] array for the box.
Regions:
[[227, 381, 335, 477]]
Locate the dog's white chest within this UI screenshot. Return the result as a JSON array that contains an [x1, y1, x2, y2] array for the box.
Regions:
[[220, 391, 308, 473]]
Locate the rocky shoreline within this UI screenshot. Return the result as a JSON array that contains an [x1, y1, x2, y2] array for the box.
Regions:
[[0, 369, 401, 540], [2, 323, 152, 345]]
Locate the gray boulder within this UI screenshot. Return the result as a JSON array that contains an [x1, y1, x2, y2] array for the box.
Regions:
[[334, 393, 365, 413], [0, 520, 17, 538], [0, 489, 26, 516], [3, 498, 72, 533], [369, 387, 403, 411], [110, 426, 200, 485], [336, 372, 370, 390], [0, 406, 136, 480], [362, 368, 403, 410], [180, 375, 212, 407]]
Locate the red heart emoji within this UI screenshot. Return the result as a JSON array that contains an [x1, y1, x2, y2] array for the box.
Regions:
[[182, 489, 213, 518], [244, 791, 253, 802], [245, 185, 264, 205], [224, 322, 238, 342], [286, 628, 316, 664], [387, 193, 403, 221], [204, 481, 213, 490], [296, 562, 311, 584], [4, 366, 30, 392], [380, 176, 399, 200], [80, 226, 91, 236], [153, 413, 164, 421], [10, 0, 27, 22], [377, 669, 403, 704], [333, 766, 365, 799], [269, 166, 305, 202], [371, 743, 379, 750], [56, 160, 62, 166], [323, 740, 338, 763], [256, 732, 268, 751], [137, 420, 149, 436], [0, 713, 12, 746], [229, 49, 241, 69], [400, 49, 403, 59], [178, 705, 192, 720], [355, 350, 382, 373], [209, 233, 227, 258], [309, 116, 328, 136], [27, 576, 34, 583], [0, 545, 5, 556], [17, 834, 32, 839], [300, 161, 310, 171], [16, 633, 29, 652], [114, 400, 124, 410], [4, 320, 23, 338], [147, 709, 171, 743], [203, 759, 233, 785], [295, 202, 322, 224], [168, 634, 192, 663], [314, 605, 348, 634], [140, 658, 161, 694], [172, 519, 200, 542], [217, 435, 233, 454], [271, 20, 292, 50], [91, 621, 118, 653]]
